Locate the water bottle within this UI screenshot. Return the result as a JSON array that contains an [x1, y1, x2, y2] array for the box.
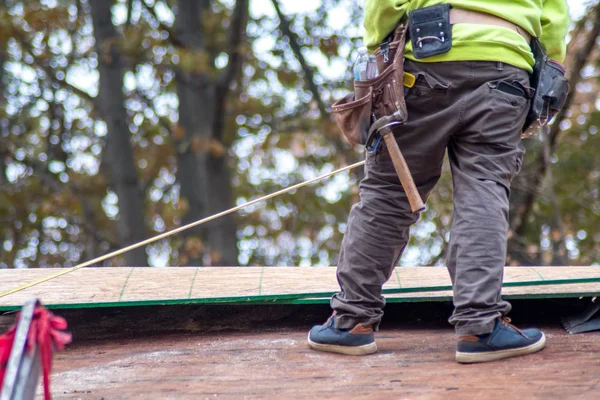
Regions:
[[353, 47, 369, 81], [366, 55, 379, 79]]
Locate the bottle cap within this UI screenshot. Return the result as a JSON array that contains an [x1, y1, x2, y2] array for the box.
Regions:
[[358, 46, 368, 54]]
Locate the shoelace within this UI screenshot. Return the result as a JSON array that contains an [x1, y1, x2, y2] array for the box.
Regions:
[[501, 317, 529, 338]]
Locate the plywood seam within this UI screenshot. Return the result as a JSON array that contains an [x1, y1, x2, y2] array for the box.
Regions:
[[258, 267, 265, 295]]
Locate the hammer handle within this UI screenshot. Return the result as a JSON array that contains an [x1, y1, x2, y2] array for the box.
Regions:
[[382, 131, 426, 213]]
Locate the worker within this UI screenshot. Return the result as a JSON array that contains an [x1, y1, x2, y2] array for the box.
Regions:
[[308, 0, 570, 363]]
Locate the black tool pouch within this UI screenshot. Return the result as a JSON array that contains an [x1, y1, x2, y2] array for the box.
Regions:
[[409, 4, 452, 59], [522, 38, 569, 138]]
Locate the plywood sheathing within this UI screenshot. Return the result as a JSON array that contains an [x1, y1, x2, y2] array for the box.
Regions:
[[0, 266, 599, 309]]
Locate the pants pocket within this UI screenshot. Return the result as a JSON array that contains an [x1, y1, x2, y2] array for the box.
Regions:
[[487, 79, 529, 107]]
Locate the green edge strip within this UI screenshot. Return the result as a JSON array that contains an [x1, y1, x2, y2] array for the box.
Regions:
[[2, 276, 600, 312], [188, 267, 199, 298], [394, 268, 402, 288], [118, 267, 135, 301], [1, 291, 598, 312]]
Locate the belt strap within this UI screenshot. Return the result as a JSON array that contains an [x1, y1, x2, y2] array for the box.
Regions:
[[449, 8, 532, 44]]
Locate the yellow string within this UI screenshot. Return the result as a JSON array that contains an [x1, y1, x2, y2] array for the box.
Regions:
[[0, 160, 366, 299]]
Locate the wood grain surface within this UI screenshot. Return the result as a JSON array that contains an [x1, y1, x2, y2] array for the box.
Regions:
[[1, 266, 600, 308], [47, 326, 600, 399]]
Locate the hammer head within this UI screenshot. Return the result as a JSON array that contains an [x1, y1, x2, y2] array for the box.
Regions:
[[365, 111, 406, 153]]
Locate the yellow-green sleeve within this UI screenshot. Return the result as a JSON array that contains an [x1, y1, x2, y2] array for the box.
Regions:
[[540, 0, 570, 62], [363, 0, 410, 51]]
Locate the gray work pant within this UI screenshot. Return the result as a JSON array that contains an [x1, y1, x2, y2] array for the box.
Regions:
[[331, 60, 530, 336]]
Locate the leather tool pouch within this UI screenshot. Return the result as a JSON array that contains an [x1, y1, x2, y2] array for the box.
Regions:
[[409, 4, 452, 59], [331, 24, 409, 146], [522, 37, 569, 138]]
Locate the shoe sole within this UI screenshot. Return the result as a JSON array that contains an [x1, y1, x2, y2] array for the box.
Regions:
[[455, 333, 546, 364], [307, 333, 377, 356]]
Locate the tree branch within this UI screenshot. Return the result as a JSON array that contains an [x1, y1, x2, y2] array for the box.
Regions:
[[0, 36, 7, 186], [12, 28, 99, 109], [10, 151, 119, 250], [541, 127, 568, 265], [0, 150, 7, 185], [126, 0, 134, 27], [213, 0, 249, 141], [270, 0, 328, 118], [511, 4, 600, 237], [217, 0, 249, 92], [140, 0, 185, 48], [549, 4, 600, 147]]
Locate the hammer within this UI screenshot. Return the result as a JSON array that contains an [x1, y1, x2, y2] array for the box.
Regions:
[[366, 111, 425, 213]]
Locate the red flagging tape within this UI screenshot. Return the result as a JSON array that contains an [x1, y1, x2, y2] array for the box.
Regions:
[[0, 328, 16, 389], [0, 306, 72, 400]]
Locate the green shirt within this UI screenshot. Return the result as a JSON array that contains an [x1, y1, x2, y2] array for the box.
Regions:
[[364, 0, 570, 72]]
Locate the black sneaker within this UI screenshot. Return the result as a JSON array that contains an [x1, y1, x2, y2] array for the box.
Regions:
[[307, 315, 377, 356], [456, 317, 546, 363]]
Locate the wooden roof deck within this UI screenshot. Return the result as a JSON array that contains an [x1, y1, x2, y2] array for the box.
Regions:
[[1, 266, 598, 398], [1, 266, 600, 310], [48, 325, 600, 399]]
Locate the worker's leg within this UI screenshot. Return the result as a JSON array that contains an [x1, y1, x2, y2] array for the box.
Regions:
[[447, 62, 528, 335], [307, 151, 443, 355], [330, 59, 463, 332], [308, 61, 461, 355], [330, 150, 442, 331], [446, 62, 545, 362]]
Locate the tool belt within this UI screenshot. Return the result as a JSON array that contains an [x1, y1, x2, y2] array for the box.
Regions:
[[330, 4, 565, 146], [409, 6, 531, 58], [331, 23, 409, 147]]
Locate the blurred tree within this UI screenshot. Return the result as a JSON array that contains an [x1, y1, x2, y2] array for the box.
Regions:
[[0, 0, 7, 266], [89, 0, 148, 266], [508, 3, 600, 266], [0, 0, 598, 270], [167, 0, 248, 266]]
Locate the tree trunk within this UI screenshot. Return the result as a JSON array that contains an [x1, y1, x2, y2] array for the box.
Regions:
[[205, 0, 248, 266], [174, 0, 211, 265], [89, 0, 148, 266], [0, 0, 7, 185], [174, 0, 241, 266], [0, 12, 7, 265], [205, 151, 238, 266]]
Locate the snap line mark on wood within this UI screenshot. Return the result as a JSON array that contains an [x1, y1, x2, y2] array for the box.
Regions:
[[188, 267, 199, 299], [395, 269, 403, 288], [118, 267, 135, 302], [531, 267, 546, 281]]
